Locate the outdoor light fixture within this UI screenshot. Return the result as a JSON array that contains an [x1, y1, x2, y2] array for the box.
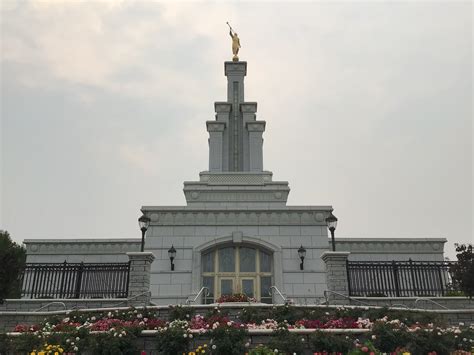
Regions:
[[298, 245, 306, 270], [138, 214, 151, 252], [168, 245, 177, 271], [326, 211, 338, 252]]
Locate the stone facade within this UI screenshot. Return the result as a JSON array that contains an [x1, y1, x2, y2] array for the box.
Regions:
[[20, 60, 448, 305]]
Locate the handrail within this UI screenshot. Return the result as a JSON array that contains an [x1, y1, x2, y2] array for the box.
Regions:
[[186, 287, 210, 305], [414, 298, 449, 310], [323, 290, 373, 306], [269, 286, 287, 304], [110, 291, 152, 308], [34, 302, 67, 312]]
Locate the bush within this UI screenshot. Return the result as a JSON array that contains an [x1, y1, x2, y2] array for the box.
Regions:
[[370, 321, 411, 352], [155, 320, 191, 354], [309, 331, 352, 353], [268, 328, 306, 355], [208, 324, 247, 355], [450, 244, 474, 298]]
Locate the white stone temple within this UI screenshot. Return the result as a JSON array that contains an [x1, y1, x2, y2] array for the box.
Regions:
[[23, 60, 446, 304]]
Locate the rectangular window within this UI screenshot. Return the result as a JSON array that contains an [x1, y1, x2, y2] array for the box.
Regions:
[[202, 276, 214, 304], [260, 276, 272, 304], [260, 250, 272, 272], [241, 279, 255, 298], [240, 247, 256, 272], [219, 247, 235, 272], [202, 251, 214, 272], [220, 279, 233, 296]]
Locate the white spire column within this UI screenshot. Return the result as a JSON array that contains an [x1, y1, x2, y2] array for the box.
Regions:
[[247, 121, 266, 171], [206, 121, 226, 171]]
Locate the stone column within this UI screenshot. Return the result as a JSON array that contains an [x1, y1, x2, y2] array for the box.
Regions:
[[206, 121, 226, 171], [246, 121, 266, 172], [321, 251, 350, 304], [240, 102, 257, 171], [126, 252, 155, 305]]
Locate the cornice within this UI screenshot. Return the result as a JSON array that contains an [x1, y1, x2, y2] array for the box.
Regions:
[[142, 209, 333, 226]]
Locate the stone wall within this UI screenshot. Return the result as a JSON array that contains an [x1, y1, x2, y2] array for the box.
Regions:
[[142, 207, 333, 304], [24, 239, 141, 263], [336, 238, 446, 261]]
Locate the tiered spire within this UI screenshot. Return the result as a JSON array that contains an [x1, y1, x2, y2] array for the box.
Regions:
[[207, 62, 266, 172]]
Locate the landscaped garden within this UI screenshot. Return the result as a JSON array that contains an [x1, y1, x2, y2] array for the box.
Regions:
[[1, 304, 473, 355]]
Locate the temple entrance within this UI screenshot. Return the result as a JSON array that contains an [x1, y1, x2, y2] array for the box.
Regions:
[[201, 245, 273, 303]]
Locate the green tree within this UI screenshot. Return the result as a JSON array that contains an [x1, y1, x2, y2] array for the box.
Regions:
[[0, 230, 26, 302], [450, 243, 474, 298]]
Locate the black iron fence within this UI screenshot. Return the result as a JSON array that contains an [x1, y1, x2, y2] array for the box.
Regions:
[[346, 260, 457, 297], [21, 261, 130, 299]]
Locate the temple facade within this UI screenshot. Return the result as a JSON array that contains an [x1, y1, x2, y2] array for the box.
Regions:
[[23, 60, 446, 304]]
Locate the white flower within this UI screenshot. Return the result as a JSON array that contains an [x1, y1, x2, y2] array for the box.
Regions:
[[212, 345, 217, 350], [119, 334, 122, 338], [91, 316, 96, 321], [245, 342, 250, 347], [189, 334, 193, 338], [75, 337, 80, 341], [73, 347, 78, 351], [183, 334, 187, 338], [459, 322, 465, 326], [372, 335, 376, 340], [274, 350, 278, 353], [227, 321, 232, 326]]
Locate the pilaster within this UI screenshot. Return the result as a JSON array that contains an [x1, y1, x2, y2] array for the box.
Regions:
[[321, 251, 350, 304], [247, 121, 266, 171], [206, 121, 226, 171], [126, 252, 155, 305]]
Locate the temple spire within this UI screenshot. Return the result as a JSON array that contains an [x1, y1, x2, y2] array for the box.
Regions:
[[207, 61, 266, 172]]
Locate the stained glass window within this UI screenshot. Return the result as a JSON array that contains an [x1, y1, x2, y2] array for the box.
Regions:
[[218, 247, 235, 272], [240, 247, 256, 272], [202, 251, 214, 272]]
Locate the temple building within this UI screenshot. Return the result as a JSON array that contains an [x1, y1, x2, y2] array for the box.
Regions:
[[23, 60, 446, 304]]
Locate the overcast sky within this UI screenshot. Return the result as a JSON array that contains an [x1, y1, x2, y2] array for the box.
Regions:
[[1, 1, 472, 259]]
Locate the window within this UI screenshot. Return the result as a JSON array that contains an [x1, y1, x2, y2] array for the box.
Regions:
[[201, 246, 273, 303]]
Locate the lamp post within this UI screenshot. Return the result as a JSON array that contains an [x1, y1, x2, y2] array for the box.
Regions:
[[168, 245, 176, 271], [326, 211, 338, 252], [298, 245, 306, 270], [138, 214, 151, 252]]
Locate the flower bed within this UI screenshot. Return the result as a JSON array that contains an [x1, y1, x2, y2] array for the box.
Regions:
[[1, 305, 473, 354]]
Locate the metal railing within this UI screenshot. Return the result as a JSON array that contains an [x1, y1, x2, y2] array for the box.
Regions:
[[269, 286, 287, 304], [21, 261, 130, 299], [346, 259, 457, 297], [186, 287, 210, 305]]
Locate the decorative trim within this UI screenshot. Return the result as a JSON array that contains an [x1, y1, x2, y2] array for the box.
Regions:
[[148, 210, 332, 226]]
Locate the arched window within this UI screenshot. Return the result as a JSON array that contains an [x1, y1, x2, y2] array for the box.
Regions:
[[202, 245, 273, 303]]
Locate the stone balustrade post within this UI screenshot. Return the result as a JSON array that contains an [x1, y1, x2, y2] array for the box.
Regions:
[[321, 251, 350, 304], [126, 252, 155, 305]]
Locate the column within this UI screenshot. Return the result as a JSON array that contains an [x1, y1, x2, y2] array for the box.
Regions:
[[321, 251, 350, 304], [240, 102, 257, 171], [246, 121, 266, 171], [126, 252, 155, 305], [206, 121, 226, 171]]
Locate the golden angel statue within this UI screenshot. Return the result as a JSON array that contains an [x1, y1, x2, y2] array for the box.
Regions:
[[227, 22, 241, 61]]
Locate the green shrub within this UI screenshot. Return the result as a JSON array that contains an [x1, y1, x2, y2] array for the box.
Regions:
[[208, 325, 247, 355], [309, 331, 352, 353], [268, 328, 306, 355]]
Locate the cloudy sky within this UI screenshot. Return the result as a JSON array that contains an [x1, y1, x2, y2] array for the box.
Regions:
[[1, 1, 472, 259]]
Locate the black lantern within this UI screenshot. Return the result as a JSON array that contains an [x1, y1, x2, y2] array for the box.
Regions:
[[168, 245, 177, 271], [138, 214, 151, 252], [326, 211, 338, 252], [298, 245, 306, 270]]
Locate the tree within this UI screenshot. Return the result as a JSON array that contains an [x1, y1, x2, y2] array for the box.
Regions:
[[450, 243, 474, 298], [0, 230, 26, 302]]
